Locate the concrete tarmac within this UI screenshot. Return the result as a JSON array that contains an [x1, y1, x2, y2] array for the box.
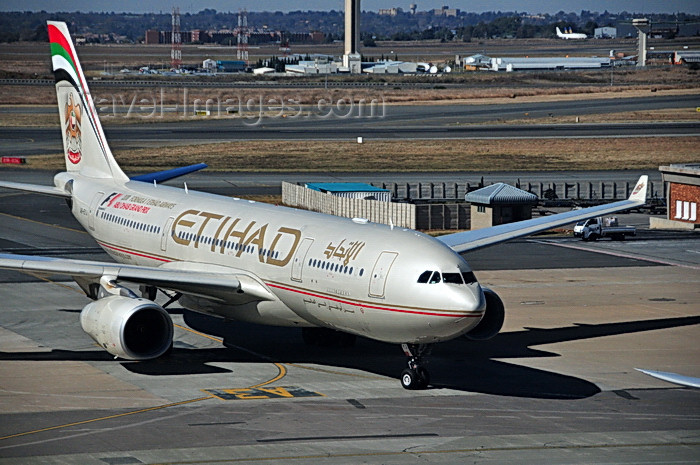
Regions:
[[0, 178, 698, 464]]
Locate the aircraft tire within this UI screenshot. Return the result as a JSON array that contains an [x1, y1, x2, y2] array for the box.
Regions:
[[417, 367, 430, 387], [401, 369, 417, 389], [401, 368, 429, 390]]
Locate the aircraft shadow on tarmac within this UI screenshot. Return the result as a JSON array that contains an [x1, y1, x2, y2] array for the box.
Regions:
[[1, 312, 698, 400]]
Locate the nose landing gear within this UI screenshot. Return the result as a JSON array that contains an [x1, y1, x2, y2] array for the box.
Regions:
[[400, 343, 432, 390]]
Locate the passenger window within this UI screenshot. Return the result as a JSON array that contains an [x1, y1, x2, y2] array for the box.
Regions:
[[442, 273, 463, 284], [417, 271, 432, 283], [461, 271, 477, 284], [428, 271, 441, 284]]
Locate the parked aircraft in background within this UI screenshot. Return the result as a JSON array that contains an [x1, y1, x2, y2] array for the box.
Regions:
[[0, 22, 647, 390], [556, 26, 588, 39]]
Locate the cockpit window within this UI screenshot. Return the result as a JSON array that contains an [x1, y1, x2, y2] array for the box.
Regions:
[[419, 270, 476, 284], [417, 271, 432, 283], [462, 271, 477, 284], [442, 273, 463, 284], [418, 270, 442, 284]]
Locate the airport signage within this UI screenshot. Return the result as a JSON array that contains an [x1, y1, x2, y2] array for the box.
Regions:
[[1, 157, 26, 164]]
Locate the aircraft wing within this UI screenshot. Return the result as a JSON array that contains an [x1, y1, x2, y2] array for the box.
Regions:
[[437, 175, 648, 254], [0, 253, 276, 304], [0, 181, 70, 198], [130, 163, 208, 183], [636, 368, 700, 389]]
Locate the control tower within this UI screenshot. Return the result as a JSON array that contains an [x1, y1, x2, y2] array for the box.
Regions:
[[343, 0, 362, 73]]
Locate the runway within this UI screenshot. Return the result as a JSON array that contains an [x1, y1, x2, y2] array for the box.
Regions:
[[1, 93, 698, 156], [0, 175, 698, 464], [3, 93, 696, 118]]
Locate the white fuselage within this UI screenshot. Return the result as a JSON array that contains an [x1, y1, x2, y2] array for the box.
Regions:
[[557, 31, 587, 39], [65, 173, 485, 345]]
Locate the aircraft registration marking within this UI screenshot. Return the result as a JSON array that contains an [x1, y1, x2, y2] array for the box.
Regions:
[[204, 386, 324, 400]]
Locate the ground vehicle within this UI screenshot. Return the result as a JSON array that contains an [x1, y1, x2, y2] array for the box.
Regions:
[[573, 217, 636, 241]]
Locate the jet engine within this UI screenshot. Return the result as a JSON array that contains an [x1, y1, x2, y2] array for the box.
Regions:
[[80, 295, 174, 360], [464, 287, 505, 341]]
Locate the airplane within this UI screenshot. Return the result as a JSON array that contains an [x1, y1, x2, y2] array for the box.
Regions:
[[0, 22, 648, 390], [556, 26, 588, 40], [636, 369, 700, 389]]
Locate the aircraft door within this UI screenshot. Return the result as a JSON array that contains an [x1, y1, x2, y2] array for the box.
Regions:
[[161, 217, 174, 251], [88, 191, 104, 231], [291, 238, 314, 282], [368, 251, 398, 298]]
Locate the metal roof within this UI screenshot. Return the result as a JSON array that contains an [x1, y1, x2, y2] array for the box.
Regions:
[[491, 56, 611, 71], [305, 182, 389, 193], [677, 51, 700, 63], [465, 183, 538, 205], [661, 164, 700, 177]]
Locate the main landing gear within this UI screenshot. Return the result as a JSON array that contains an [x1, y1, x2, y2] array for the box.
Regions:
[[400, 343, 432, 390]]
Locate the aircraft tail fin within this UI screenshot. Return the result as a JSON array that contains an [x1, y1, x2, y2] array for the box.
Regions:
[[628, 175, 648, 202], [48, 21, 128, 182], [556, 27, 563, 36]]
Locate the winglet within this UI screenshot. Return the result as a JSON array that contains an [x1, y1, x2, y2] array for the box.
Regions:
[[628, 175, 648, 203]]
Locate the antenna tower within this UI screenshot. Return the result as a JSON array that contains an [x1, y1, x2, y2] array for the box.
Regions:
[[171, 7, 182, 70], [236, 9, 249, 64]]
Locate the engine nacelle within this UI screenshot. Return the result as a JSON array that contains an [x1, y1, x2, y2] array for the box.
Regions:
[[80, 295, 174, 360], [464, 287, 505, 341]]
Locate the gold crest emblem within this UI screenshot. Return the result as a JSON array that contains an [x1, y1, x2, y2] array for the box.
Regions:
[[65, 93, 82, 164]]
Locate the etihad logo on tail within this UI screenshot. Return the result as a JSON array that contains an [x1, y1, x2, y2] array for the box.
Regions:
[[64, 93, 82, 164], [632, 182, 646, 196]]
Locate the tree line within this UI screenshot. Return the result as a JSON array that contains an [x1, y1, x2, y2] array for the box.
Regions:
[[0, 9, 696, 43]]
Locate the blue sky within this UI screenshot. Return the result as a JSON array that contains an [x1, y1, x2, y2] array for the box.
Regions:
[[1, 1, 698, 14]]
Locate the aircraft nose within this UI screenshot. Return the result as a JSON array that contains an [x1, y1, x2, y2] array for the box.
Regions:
[[420, 284, 485, 342], [452, 283, 485, 314], [430, 283, 485, 322]]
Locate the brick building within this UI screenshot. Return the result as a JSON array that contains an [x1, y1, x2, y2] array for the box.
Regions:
[[658, 164, 700, 227]]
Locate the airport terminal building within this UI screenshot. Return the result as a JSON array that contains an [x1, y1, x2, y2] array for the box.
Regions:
[[654, 164, 700, 229]]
